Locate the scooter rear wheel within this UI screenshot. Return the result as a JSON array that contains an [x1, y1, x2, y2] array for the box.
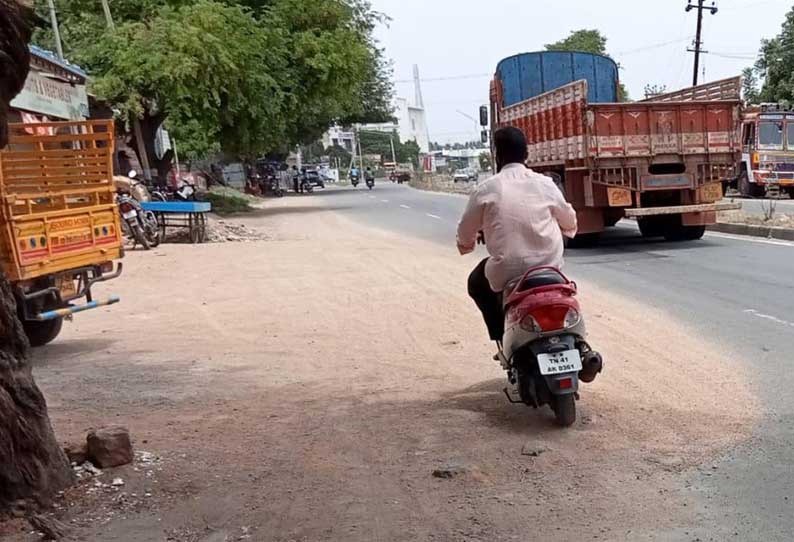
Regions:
[[552, 394, 576, 427]]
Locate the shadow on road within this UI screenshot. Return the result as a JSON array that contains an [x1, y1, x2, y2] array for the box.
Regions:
[[432, 378, 566, 435]]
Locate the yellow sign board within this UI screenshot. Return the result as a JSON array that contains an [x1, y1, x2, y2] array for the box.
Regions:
[[699, 182, 723, 203], [607, 187, 632, 207]]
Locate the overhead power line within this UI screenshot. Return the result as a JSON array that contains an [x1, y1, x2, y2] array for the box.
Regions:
[[393, 73, 492, 84]]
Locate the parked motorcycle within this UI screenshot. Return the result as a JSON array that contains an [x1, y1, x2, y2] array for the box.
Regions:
[[117, 171, 160, 250], [497, 266, 602, 426], [152, 178, 197, 202]]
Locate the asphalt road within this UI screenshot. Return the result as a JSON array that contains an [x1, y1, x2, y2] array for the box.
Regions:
[[311, 182, 794, 539]]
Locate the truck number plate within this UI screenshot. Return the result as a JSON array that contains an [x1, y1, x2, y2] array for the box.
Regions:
[[537, 349, 582, 376]]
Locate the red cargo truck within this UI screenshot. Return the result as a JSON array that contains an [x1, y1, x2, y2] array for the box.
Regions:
[[489, 52, 741, 243]]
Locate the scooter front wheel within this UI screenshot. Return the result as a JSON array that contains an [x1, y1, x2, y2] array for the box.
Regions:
[[552, 394, 576, 427]]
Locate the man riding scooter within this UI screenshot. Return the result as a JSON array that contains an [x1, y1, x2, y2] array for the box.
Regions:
[[457, 127, 602, 380], [457, 127, 602, 425]]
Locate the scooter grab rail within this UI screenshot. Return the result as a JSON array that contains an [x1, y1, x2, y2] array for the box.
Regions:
[[506, 266, 575, 299]]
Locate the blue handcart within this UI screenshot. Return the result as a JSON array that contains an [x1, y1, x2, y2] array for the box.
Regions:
[[139, 201, 212, 244]]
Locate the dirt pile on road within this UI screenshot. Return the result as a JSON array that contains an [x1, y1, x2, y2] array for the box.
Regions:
[[19, 193, 759, 541]]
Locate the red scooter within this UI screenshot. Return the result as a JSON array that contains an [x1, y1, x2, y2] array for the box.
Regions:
[[497, 267, 603, 426]]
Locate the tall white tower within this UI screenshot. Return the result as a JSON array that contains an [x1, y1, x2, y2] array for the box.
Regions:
[[413, 64, 424, 109]]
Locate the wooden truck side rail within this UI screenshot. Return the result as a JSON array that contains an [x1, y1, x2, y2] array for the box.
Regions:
[[639, 76, 742, 103], [0, 119, 123, 282]]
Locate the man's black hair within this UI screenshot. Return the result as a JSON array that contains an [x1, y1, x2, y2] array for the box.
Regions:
[[493, 126, 528, 167]]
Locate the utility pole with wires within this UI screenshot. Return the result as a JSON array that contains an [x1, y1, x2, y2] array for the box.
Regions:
[[45, 0, 64, 60], [686, 0, 718, 87], [99, 0, 153, 181]]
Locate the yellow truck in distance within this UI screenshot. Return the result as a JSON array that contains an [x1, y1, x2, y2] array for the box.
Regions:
[[0, 120, 123, 346]]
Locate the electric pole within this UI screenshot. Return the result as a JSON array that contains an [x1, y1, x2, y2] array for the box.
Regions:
[[99, 0, 152, 181], [686, 0, 718, 87], [100, 0, 115, 29], [46, 0, 64, 60]]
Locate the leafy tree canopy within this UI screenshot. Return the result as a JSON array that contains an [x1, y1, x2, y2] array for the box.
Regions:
[[32, 0, 393, 160], [545, 29, 629, 102], [756, 7, 794, 103]]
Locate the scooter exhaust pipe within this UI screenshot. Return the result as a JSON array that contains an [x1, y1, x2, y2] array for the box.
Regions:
[[579, 351, 603, 383]]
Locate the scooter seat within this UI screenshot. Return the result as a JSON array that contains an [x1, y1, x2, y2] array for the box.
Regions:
[[504, 269, 567, 297]]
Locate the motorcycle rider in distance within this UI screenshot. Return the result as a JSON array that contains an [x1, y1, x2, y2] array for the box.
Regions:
[[457, 126, 578, 348]]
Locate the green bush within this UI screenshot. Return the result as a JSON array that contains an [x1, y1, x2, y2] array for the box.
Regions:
[[204, 188, 254, 215]]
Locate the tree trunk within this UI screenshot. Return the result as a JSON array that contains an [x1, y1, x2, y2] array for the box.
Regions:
[[0, 0, 74, 514], [129, 113, 174, 182], [0, 276, 74, 511]]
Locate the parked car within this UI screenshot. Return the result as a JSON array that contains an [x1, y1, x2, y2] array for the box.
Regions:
[[453, 170, 478, 183], [302, 168, 325, 189]]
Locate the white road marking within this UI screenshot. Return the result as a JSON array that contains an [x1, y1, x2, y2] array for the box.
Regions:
[[744, 309, 794, 328], [705, 231, 794, 247], [380, 199, 389, 203], [426, 213, 442, 220], [368, 195, 376, 199], [400, 204, 411, 209]]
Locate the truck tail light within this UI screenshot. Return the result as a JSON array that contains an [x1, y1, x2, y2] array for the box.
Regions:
[[100, 261, 114, 274], [752, 152, 760, 167]]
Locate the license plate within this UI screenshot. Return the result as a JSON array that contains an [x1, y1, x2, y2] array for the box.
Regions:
[[57, 276, 77, 298], [537, 349, 582, 376], [122, 210, 137, 219]]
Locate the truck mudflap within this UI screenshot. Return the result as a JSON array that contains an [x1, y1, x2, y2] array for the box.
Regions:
[[624, 202, 741, 218], [35, 296, 120, 321]]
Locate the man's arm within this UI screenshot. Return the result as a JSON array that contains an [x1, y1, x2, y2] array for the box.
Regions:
[[457, 190, 484, 255], [547, 181, 578, 239]]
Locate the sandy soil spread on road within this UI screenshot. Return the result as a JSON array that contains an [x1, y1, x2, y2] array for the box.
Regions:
[[3, 193, 758, 541]]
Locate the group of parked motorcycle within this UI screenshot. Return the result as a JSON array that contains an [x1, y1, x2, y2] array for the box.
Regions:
[[114, 170, 200, 250]]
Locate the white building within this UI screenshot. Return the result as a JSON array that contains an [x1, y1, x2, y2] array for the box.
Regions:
[[322, 126, 356, 152], [358, 97, 430, 154]]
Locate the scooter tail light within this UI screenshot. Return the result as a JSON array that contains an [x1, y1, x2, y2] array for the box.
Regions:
[[525, 305, 570, 332], [558, 378, 573, 390], [119, 201, 135, 213], [520, 306, 581, 333], [564, 308, 581, 329]]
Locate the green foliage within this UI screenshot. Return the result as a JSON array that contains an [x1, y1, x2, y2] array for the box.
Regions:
[[205, 187, 255, 215], [326, 144, 352, 165], [742, 67, 761, 105], [756, 7, 794, 103], [545, 29, 607, 55], [32, 0, 393, 160], [643, 84, 667, 99], [478, 152, 492, 172], [359, 130, 419, 165], [545, 28, 629, 102]]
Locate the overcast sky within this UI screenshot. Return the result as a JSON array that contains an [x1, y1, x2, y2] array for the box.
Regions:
[[369, 0, 792, 144]]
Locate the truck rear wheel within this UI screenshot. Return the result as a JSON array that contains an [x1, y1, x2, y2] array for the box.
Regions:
[[23, 318, 63, 347], [638, 217, 667, 238], [665, 224, 706, 242]]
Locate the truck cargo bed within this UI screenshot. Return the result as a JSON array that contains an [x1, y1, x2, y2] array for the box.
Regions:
[[0, 120, 123, 282]]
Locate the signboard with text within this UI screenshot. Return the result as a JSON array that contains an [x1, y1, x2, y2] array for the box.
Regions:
[[11, 70, 89, 120]]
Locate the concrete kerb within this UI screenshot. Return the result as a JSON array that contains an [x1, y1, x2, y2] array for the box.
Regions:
[[707, 222, 794, 242]]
